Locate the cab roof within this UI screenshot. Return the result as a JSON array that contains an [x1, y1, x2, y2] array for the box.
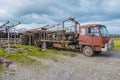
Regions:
[[80, 24, 104, 28]]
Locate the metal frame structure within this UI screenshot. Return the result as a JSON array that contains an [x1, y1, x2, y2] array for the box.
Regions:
[[0, 21, 20, 53], [20, 17, 80, 49]]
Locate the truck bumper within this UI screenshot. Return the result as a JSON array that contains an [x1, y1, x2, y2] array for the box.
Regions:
[[101, 39, 114, 52]]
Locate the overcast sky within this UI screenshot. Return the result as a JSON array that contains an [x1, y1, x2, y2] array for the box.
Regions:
[[0, 0, 120, 34]]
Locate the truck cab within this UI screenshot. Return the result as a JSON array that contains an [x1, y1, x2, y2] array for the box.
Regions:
[[79, 24, 114, 57]]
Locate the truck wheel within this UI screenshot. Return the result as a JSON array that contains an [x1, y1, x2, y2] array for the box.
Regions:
[[83, 46, 94, 57]]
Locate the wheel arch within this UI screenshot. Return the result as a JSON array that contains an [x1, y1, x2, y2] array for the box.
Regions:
[[80, 45, 93, 52]]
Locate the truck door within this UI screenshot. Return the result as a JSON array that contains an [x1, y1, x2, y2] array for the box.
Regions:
[[79, 28, 92, 45], [88, 27, 101, 49]]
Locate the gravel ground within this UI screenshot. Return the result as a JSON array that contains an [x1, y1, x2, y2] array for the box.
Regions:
[[0, 50, 120, 80]]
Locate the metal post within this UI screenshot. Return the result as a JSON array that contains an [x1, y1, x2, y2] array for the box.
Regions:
[[14, 29, 16, 46], [62, 22, 64, 44], [0, 31, 2, 42], [7, 28, 10, 53], [74, 22, 77, 41]]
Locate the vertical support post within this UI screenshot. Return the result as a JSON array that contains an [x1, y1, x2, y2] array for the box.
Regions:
[[62, 22, 64, 44], [1, 31, 3, 42], [14, 29, 16, 46], [42, 30, 46, 50], [74, 22, 77, 41], [29, 34, 31, 46], [44, 30, 45, 40], [54, 25, 55, 40], [7, 28, 10, 53], [20, 35, 22, 45]]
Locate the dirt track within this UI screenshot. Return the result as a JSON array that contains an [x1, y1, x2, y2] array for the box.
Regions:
[[0, 50, 120, 80]]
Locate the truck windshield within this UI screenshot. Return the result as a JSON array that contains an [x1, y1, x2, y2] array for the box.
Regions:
[[99, 25, 109, 37]]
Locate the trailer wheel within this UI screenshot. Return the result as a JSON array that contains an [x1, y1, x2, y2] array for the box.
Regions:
[[83, 46, 94, 57]]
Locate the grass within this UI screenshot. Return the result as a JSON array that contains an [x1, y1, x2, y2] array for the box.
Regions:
[[0, 65, 4, 72], [0, 48, 41, 72], [15, 45, 71, 60], [0, 48, 40, 65], [0, 44, 70, 67], [112, 38, 120, 51], [16, 45, 56, 59], [46, 49, 71, 55], [0, 40, 74, 72], [114, 41, 120, 51], [114, 41, 120, 47]]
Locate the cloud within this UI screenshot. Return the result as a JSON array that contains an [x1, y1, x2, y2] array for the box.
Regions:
[[0, 0, 120, 34]]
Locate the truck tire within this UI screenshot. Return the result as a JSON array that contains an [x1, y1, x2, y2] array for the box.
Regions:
[[83, 46, 94, 57]]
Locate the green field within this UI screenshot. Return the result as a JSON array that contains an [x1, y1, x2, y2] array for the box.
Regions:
[[112, 38, 120, 50]]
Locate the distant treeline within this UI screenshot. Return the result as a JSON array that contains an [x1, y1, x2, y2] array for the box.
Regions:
[[110, 34, 120, 38]]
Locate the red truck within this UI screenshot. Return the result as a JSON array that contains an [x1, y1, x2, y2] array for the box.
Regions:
[[20, 18, 114, 57], [79, 24, 114, 56]]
